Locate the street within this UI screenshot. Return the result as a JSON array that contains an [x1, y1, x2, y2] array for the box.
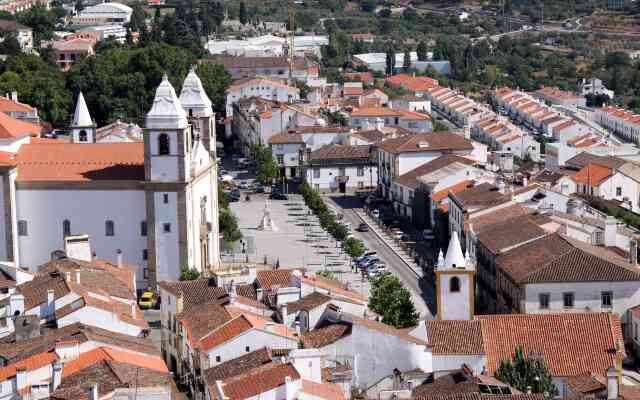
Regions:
[[324, 195, 436, 320]]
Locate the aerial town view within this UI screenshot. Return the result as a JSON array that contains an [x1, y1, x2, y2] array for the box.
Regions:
[[0, 0, 639, 398]]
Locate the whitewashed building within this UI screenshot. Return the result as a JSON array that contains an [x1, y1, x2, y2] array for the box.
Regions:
[[225, 77, 299, 117], [0, 68, 220, 287], [306, 144, 377, 193]]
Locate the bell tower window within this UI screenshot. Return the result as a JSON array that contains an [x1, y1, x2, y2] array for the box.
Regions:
[[158, 134, 170, 155], [79, 130, 87, 142], [450, 277, 460, 293]]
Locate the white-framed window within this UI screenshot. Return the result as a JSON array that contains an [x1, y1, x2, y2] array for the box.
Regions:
[[539, 293, 550, 309], [277, 154, 284, 164]]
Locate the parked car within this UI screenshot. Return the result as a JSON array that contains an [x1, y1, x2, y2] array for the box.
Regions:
[[270, 192, 289, 200], [372, 209, 380, 218], [254, 183, 265, 193], [355, 252, 376, 263], [357, 223, 369, 232], [138, 291, 155, 309]]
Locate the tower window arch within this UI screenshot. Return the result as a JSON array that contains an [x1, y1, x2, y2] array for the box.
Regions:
[[78, 130, 87, 142], [62, 219, 71, 238], [450, 277, 461, 293], [158, 134, 170, 155]]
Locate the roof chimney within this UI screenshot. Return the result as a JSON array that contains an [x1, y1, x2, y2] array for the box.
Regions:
[[52, 361, 62, 390], [91, 383, 98, 400], [11, 91, 17, 102], [604, 216, 617, 247], [116, 249, 123, 268], [607, 367, 619, 400], [75, 270, 81, 284]]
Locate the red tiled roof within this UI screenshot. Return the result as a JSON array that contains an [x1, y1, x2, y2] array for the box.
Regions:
[[425, 320, 483, 355], [0, 351, 57, 381], [572, 164, 613, 186], [478, 313, 623, 376], [221, 362, 300, 400], [0, 151, 16, 167], [309, 144, 372, 162], [379, 133, 473, 154], [198, 315, 253, 351], [256, 269, 300, 291], [0, 112, 40, 138], [61, 347, 168, 379], [300, 379, 346, 400], [431, 180, 474, 202], [16, 143, 144, 182], [0, 96, 36, 113], [393, 155, 474, 190], [301, 323, 351, 348]]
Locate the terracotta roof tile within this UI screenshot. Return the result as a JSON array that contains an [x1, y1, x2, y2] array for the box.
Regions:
[[565, 152, 626, 170], [393, 155, 474, 190], [203, 347, 274, 384], [16, 143, 144, 182], [198, 315, 253, 351], [476, 215, 548, 254], [178, 302, 232, 344], [566, 373, 606, 394], [158, 278, 228, 315], [300, 275, 366, 303], [450, 183, 508, 209], [425, 320, 484, 355], [18, 271, 70, 310], [379, 133, 473, 154], [300, 379, 347, 399], [477, 313, 623, 376], [572, 164, 613, 186], [0, 112, 40, 138], [350, 107, 402, 118], [268, 132, 304, 144], [309, 144, 372, 162], [0, 351, 57, 381], [301, 322, 351, 348], [61, 347, 167, 379], [220, 362, 300, 400], [286, 292, 330, 314], [431, 180, 475, 202], [256, 269, 300, 291]]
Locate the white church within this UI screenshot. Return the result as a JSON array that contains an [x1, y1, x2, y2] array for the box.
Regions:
[[0, 67, 220, 288]]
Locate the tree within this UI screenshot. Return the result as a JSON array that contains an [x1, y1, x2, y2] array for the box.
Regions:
[[0, 30, 21, 56], [403, 48, 411, 72], [253, 145, 278, 184], [125, 27, 133, 45], [316, 270, 336, 280], [416, 40, 428, 61], [16, 4, 59, 46], [360, 0, 376, 12], [179, 266, 200, 280], [239, 1, 248, 25], [378, 7, 391, 18], [128, 3, 147, 32], [495, 346, 557, 396], [219, 208, 242, 243], [369, 273, 418, 328], [385, 45, 395, 75], [343, 237, 365, 257]]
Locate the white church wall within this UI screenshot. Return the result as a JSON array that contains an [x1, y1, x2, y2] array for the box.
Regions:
[[189, 171, 216, 272], [0, 175, 6, 261], [149, 130, 180, 182], [153, 191, 180, 282], [15, 189, 147, 277]]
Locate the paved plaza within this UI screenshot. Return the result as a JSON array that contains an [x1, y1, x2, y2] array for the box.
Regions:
[[229, 192, 371, 298]]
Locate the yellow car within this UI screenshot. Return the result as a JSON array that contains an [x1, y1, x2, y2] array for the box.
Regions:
[[138, 291, 155, 309]]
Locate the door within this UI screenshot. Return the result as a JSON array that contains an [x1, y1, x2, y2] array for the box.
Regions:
[[339, 182, 346, 193], [290, 167, 297, 178]]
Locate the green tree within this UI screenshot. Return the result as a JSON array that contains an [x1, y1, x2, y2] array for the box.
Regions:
[[239, 1, 248, 25], [385, 45, 395, 75], [179, 266, 200, 280], [219, 208, 243, 243], [403, 48, 411, 72], [316, 270, 336, 280], [495, 346, 557, 396], [369, 273, 418, 328], [0, 30, 21, 56], [125, 27, 133, 45], [16, 4, 59, 45], [416, 40, 428, 61], [196, 63, 232, 115], [343, 237, 365, 257], [128, 3, 147, 32], [360, 0, 376, 12], [253, 145, 278, 184]]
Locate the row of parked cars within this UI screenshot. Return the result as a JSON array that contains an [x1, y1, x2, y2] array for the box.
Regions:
[[354, 251, 387, 278]]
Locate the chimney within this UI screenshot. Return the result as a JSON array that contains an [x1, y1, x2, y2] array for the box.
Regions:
[[116, 249, 123, 268], [604, 216, 617, 247], [11, 91, 17, 102], [607, 367, 619, 400], [9, 293, 24, 316], [256, 288, 264, 302], [280, 304, 288, 323], [91, 383, 98, 400], [131, 302, 137, 319], [294, 321, 301, 336], [65, 271, 71, 282], [75, 270, 81, 284], [47, 289, 55, 313], [522, 176, 528, 187], [52, 361, 62, 390], [285, 376, 296, 400], [15, 368, 26, 391]]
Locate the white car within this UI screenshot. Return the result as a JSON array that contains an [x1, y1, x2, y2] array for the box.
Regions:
[[372, 209, 380, 218]]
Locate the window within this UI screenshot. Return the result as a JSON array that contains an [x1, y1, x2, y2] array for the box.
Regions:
[[141, 221, 147, 236], [314, 184, 320, 191], [539, 293, 550, 309], [357, 166, 364, 177], [617, 187, 622, 196], [215, 356, 221, 362], [62, 219, 71, 238], [105, 220, 115, 236], [601, 291, 613, 308], [163, 223, 171, 233], [143, 267, 149, 279], [358, 181, 364, 189], [163, 193, 169, 204], [450, 277, 460, 292], [18, 220, 27, 236], [78, 130, 87, 142], [338, 167, 346, 176], [563, 292, 574, 308], [313, 168, 320, 179], [158, 134, 170, 155], [277, 154, 284, 164], [245, 346, 250, 352]]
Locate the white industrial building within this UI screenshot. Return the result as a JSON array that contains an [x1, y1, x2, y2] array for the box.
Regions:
[[0, 68, 220, 287], [353, 52, 451, 75], [207, 34, 328, 58], [74, 2, 132, 24]]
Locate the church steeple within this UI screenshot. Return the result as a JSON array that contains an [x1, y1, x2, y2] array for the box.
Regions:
[[178, 66, 216, 152], [435, 231, 475, 321], [70, 92, 96, 143], [146, 74, 188, 130]]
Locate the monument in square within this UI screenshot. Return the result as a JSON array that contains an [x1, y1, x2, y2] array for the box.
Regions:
[[257, 199, 278, 231]]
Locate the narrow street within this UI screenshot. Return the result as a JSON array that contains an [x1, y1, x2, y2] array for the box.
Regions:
[[324, 195, 436, 320]]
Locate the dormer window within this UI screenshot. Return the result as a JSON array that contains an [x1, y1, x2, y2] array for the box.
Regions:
[[158, 134, 170, 155]]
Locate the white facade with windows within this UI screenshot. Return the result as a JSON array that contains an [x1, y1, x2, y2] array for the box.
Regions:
[[306, 164, 377, 192], [225, 78, 300, 117], [0, 68, 220, 287]]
